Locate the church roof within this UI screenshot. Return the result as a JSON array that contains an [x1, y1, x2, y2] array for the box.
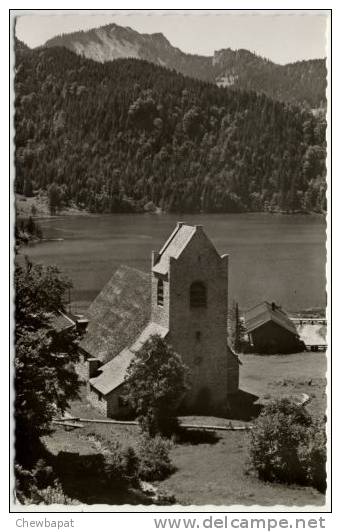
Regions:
[[245, 301, 297, 336], [80, 265, 150, 363], [89, 322, 169, 395], [152, 222, 197, 275]]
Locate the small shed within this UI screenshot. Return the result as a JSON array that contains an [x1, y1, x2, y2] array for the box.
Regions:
[[245, 301, 303, 354]]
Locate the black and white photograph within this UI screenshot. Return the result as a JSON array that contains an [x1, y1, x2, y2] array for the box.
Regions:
[[10, 8, 330, 510]]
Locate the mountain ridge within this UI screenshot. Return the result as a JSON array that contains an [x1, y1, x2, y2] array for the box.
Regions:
[[40, 22, 327, 107]]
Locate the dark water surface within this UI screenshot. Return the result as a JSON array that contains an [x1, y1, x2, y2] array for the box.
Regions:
[[20, 213, 326, 313]]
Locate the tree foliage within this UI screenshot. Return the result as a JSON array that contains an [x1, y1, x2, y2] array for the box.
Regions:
[[137, 434, 175, 481], [124, 335, 189, 437], [229, 301, 247, 352], [15, 216, 43, 245], [48, 183, 64, 214], [213, 49, 327, 109], [15, 462, 79, 505], [249, 398, 326, 493], [15, 47, 327, 214], [15, 259, 82, 463]]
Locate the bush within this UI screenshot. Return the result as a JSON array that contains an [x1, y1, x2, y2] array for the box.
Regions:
[[300, 423, 327, 493], [15, 463, 79, 505], [137, 435, 175, 481], [102, 442, 140, 487], [249, 398, 326, 492], [30, 481, 79, 505]]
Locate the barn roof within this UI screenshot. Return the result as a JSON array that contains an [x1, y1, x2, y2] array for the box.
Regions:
[[152, 222, 197, 275], [89, 322, 169, 395], [80, 265, 150, 363], [245, 301, 297, 336]]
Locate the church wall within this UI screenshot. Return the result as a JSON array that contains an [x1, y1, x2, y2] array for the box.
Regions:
[[74, 351, 91, 382], [89, 384, 108, 416], [88, 384, 131, 419], [227, 347, 240, 392], [151, 274, 170, 328]]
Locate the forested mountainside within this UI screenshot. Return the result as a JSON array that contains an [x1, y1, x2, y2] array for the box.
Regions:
[[15, 45, 326, 214], [15, 38, 30, 52], [213, 49, 326, 109], [44, 23, 327, 108]]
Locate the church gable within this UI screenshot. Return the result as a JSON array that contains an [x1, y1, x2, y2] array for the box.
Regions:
[[171, 224, 222, 270], [152, 223, 222, 277]]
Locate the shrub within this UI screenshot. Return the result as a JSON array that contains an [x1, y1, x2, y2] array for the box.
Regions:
[[31, 481, 79, 505], [249, 398, 326, 492], [137, 435, 175, 481], [154, 490, 176, 505], [300, 422, 327, 493], [102, 442, 140, 487], [14, 463, 79, 505], [31, 459, 54, 489]]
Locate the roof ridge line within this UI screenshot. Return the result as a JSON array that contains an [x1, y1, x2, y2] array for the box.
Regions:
[[58, 310, 76, 326], [158, 221, 189, 256], [246, 301, 271, 312]]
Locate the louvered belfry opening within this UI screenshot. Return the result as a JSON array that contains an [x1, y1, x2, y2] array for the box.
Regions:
[[157, 278, 164, 306], [190, 281, 207, 308]]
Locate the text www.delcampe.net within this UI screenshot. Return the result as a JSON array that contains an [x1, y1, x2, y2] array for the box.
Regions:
[[153, 516, 327, 531]]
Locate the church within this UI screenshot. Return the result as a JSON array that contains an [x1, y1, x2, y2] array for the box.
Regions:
[[79, 222, 240, 417]]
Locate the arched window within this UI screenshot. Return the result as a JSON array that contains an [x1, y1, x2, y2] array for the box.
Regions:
[[157, 278, 164, 307], [190, 281, 207, 308]]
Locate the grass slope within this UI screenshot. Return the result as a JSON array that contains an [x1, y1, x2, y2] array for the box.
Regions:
[[43, 351, 326, 506]]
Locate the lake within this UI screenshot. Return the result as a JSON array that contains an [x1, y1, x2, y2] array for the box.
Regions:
[[20, 213, 326, 314]]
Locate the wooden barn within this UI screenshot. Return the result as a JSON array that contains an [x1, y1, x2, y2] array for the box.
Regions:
[[244, 301, 303, 354]]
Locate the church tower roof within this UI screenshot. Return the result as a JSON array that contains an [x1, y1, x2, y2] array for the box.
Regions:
[[152, 222, 202, 275]]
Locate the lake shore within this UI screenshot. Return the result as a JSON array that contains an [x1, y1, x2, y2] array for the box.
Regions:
[[16, 193, 325, 220], [15, 193, 90, 219]]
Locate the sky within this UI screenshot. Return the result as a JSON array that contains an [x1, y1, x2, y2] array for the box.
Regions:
[[15, 10, 329, 65]]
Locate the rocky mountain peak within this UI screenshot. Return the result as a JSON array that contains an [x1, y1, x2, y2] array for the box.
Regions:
[[42, 22, 326, 107]]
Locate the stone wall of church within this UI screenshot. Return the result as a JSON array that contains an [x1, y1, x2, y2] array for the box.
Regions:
[[74, 352, 90, 382], [227, 347, 240, 393], [89, 384, 108, 416], [88, 385, 131, 419], [151, 274, 170, 328]]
